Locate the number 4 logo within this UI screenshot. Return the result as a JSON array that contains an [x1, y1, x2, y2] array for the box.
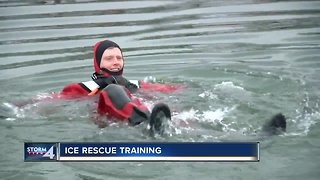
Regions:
[[43, 145, 55, 160]]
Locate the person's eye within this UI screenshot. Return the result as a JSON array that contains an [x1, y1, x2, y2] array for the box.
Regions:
[[105, 57, 113, 61]]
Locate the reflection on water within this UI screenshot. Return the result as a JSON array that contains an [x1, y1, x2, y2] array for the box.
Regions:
[[0, 0, 320, 179]]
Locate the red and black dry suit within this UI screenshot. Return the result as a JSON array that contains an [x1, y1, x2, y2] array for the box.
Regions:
[[60, 40, 181, 125]]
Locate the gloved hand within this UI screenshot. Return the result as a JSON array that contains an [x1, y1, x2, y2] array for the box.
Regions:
[[113, 76, 138, 93], [91, 73, 138, 93], [91, 73, 117, 90]]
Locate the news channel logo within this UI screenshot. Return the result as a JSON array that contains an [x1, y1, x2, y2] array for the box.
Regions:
[[24, 143, 57, 161]]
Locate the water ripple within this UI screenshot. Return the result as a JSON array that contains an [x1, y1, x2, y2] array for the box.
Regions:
[[1, 1, 320, 179]]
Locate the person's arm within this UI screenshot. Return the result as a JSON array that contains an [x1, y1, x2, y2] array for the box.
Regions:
[[113, 76, 184, 93], [14, 78, 112, 107], [60, 83, 92, 98], [14, 83, 91, 107], [138, 81, 184, 93], [59, 77, 114, 98], [60, 75, 184, 99]]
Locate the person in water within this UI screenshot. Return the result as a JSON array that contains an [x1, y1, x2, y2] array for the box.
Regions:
[[60, 40, 180, 127], [14, 39, 286, 136]]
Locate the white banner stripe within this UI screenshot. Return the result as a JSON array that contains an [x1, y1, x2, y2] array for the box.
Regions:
[[59, 156, 258, 161]]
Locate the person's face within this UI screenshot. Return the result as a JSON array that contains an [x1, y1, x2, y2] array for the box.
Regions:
[[100, 47, 124, 72]]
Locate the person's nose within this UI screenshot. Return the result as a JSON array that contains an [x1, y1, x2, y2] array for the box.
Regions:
[[113, 58, 120, 65]]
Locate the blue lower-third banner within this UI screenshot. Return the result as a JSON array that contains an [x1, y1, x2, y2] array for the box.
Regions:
[[25, 142, 259, 162]]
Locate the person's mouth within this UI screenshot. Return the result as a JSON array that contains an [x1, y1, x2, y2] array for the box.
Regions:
[[110, 68, 121, 72]]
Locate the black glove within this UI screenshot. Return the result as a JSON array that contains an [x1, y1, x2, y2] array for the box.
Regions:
[[113, 76, 139, 93], [91, 73, 138, 93], [91, 73, 116, 90]]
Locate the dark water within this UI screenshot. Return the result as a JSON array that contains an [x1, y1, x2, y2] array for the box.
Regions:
[[1, 0, 320, 179]]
